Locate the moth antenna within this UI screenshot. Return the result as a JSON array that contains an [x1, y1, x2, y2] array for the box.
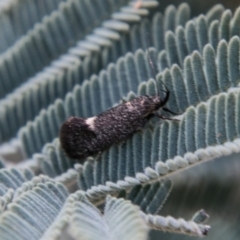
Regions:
[[146, 46, 160, 96], [146, 32, 169, 98]]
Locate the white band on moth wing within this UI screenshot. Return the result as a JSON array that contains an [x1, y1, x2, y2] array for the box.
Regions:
[[126, 102, 134, 110], [85, 117, 97, 130]]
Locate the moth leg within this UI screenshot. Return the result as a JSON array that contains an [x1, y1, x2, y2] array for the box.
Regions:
[[154, 112, 179, 121], [162, 107, 180, 115]]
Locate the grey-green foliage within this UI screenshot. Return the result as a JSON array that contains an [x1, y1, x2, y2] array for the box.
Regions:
[[0, 179, 173, 240], [0, 0, 66, 54], [0, 2, 191, 143], [41, 189, 210, 240], [80, 178, 172, 215], [0, 157, 5, 169], [0, 3, 226, 144], [128, 179, 172, 214], [0, 1, 240, 239], [0, 0, 132, 99], [0, 168, 34, 196], [41, 191, 150, 240], [16, 6, 240, 156], [19, 35, 240, 174], [192, 209, 209, 224], [69, 194, 148, 240], [76, 89, 240, 199], [0, 177, 68, 240], [143, 211, 210, 237]]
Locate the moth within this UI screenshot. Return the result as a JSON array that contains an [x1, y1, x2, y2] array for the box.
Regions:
[[60, 50, 176, 163]]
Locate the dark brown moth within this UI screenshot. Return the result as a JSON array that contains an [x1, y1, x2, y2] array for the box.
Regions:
[[60, 49, 176, 163]]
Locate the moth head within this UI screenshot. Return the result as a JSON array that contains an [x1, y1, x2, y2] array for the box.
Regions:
[[147, 88, 170, 112]]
